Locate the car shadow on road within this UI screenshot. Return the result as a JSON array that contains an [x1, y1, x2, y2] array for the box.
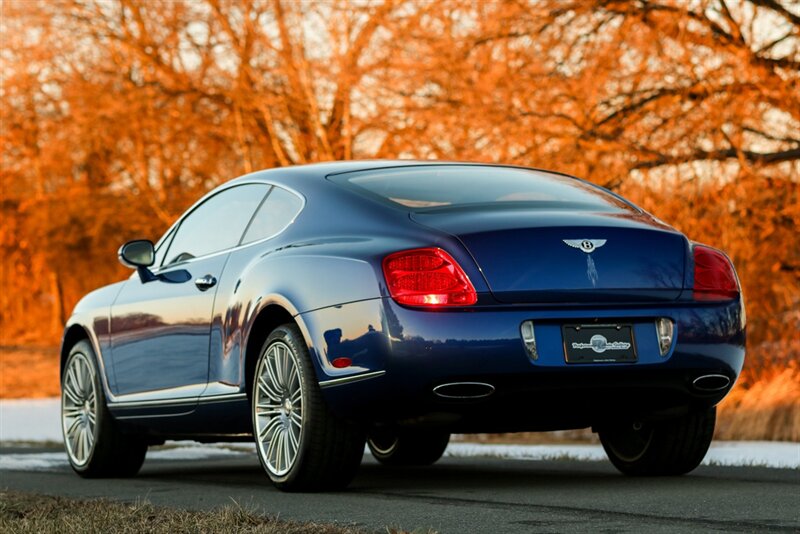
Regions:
[[135, 454, 795, 495]]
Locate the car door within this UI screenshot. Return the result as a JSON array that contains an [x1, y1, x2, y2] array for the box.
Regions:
[[108, 184, 270, 399]]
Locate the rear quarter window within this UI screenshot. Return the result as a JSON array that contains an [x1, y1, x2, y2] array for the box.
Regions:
[[241, 186, 304, 244]]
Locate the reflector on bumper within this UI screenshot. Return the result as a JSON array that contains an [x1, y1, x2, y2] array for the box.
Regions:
[[520, 320, 538, 360]]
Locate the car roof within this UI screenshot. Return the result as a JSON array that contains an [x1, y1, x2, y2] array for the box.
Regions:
[[225, 160, 579, 189]]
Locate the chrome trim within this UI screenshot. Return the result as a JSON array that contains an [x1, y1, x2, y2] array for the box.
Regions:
[[318, 370, 386, 389], [108, 392, 247, 408], [114, 409, 196, 420], [108, 383, 207, 404], [202, 382, 245, 397], [198, 393, 248, 403], [108, 398, 194, 408]]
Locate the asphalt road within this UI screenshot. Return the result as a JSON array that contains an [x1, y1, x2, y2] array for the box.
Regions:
[[1, 447, 798, 533]]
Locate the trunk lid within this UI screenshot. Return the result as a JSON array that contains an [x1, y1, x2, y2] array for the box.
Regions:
[[412, 208, 688, 303]]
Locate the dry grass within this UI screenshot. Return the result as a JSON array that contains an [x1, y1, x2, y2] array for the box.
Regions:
[[0, 491, 374, 534], [715, 363, 800, 442], [0, 346, 60, 399], [453, 429, 599, 445]]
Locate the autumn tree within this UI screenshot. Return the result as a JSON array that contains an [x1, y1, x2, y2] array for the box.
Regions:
[[1, 0, 798, 371], [369, 0, 800, 357]]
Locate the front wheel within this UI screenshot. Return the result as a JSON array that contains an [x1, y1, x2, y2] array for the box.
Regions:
[[252, 324, 365, 491], [599, 407, 716, 476], [368, 429, 450, 466], [62, 340, 147, 478]]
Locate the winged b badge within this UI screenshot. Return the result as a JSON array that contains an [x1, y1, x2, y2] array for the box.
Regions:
[[563, 239, 607, 253], [563, 239, 607, 287]]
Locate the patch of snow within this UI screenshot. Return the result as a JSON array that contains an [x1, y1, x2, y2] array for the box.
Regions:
[[702, 441, 800, 469], [0, 398, 62, 442], [147, 444, 250, 461], [445, 443, 608, 462], [0, 443, 253, 472], [1, 398, 797, 470], [444, 442, 799, 469], [0, 452, 67, 472]]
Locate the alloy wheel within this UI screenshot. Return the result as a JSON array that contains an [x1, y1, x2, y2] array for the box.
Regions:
[[62, 352, 98, 467], [253, 340, 304, 477]]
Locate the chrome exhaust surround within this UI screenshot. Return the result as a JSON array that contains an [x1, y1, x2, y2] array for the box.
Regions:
[[433, 382, 495, 399], [692, 374, 731, 392]]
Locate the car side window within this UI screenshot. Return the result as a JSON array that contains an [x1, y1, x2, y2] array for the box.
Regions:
[[240, 186, 303, 245], [162, 184, 269, 266]]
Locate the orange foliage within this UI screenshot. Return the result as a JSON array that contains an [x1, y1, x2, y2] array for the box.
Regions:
[[0, 347, 60, 399], [1, 1, 798, 423], [716, 343, 800, 441]]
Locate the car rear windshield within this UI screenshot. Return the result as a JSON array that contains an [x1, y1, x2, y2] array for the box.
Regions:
[[330, 165, 634, 212]]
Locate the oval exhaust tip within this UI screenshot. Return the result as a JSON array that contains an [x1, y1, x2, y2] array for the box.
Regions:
[[433, 382, 495, 399], [693, 374, 731, 392]]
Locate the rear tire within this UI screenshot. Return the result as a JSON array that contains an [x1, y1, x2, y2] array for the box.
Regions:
[[368, 429, 450, 466], [252, 324, 365, 491], [599, 407, 716, 476], [62, 340, 147, 478]]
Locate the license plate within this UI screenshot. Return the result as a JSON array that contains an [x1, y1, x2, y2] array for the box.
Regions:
[[562, 324, 637, 364]]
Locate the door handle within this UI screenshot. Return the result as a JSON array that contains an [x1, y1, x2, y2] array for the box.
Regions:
[[194, 274, 217, 291]]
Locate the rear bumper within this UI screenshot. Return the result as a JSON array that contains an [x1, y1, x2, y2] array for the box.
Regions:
[[302, 297, 745, 432]]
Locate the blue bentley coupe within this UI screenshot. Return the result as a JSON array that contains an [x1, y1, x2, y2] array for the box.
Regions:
[[60, 161, 745, 490]]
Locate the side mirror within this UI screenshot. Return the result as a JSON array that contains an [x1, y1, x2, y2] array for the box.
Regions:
[[118, 240, 155, 268], [118, 240, 158, 283]]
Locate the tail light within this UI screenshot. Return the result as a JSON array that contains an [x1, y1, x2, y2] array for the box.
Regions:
[[693, 245, 739, 301], [382, 248, 478, 306]]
